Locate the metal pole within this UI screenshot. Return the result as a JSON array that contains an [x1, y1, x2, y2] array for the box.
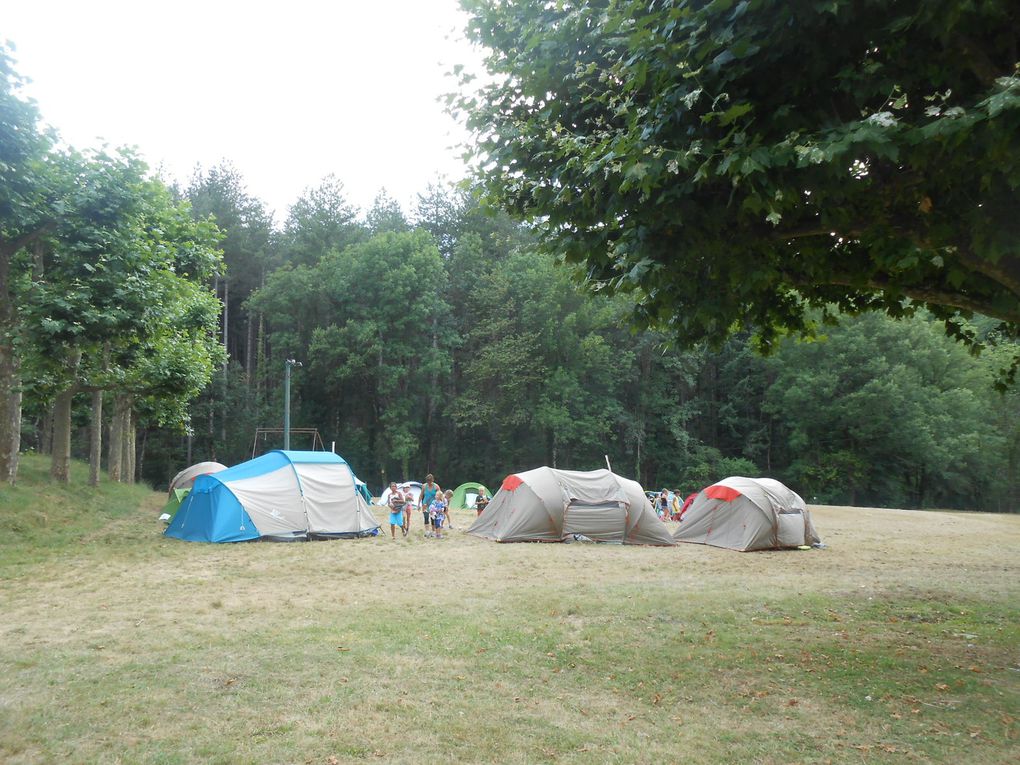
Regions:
[[284, 361, 291, 450], [284, 359, 302, 450]]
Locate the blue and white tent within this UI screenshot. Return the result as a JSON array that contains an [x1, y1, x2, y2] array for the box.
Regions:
[[165, 450, 380, 543]]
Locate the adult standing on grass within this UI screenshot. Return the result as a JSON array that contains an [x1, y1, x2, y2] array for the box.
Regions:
[[386, 482, 404, 540], [419, 473, 441, 537]]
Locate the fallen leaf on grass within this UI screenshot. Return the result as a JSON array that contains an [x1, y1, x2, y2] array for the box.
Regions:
[[336, 647, 351, 652], [652, 693, 662, 705], [935, 683, 949, 692]]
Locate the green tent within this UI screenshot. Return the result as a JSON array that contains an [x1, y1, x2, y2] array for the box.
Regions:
[[161, 488, 191, 524], [450, 482, 491, 511]]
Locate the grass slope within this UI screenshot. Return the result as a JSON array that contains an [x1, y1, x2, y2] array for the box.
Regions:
[[0, 454, 1018, 764]]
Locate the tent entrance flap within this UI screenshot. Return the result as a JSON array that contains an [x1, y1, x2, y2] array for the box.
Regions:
[[777, 513, 806, 547], [562, 500, 627, 543]]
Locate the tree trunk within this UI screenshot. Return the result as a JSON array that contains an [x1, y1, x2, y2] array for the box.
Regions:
[[0, 230, 52, 484], [108, 394, 130, 482], [0, 340, 21, 486], [88, 390, 103, 486], [124, 410, 136, 484], [136, 426, 147, 486], [50, 350, 82, 484], [0, 240, 20, 484], [39, 411, 53, 455], [50, 391, 74, 483]]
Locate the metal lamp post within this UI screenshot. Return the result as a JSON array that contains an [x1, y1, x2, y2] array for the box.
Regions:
[[284, 359, 302, 450]]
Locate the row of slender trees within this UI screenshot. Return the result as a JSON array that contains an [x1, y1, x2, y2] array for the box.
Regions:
[[1, 46, 223, 487]]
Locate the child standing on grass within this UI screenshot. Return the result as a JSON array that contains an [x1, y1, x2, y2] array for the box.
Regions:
[[428, 491, 448, 539], [444, 488, 455, 529], [387, 482, 404, 540]]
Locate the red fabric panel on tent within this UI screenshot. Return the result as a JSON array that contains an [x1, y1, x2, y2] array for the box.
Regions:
[[502, 474, 524, 492], [679, 492, 698, 519], [705, 484, 743, 502]]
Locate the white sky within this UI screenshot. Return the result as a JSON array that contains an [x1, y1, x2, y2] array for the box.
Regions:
[[4, 0, 481, 224]]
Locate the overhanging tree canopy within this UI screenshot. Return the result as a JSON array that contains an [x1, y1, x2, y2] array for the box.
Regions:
[[454, 0, 1020, 359]]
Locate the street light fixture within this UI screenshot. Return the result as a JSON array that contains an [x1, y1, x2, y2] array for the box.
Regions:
[[284, 359, 302, 450]]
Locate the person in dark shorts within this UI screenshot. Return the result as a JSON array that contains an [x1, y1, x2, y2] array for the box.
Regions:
[[419, 474, 441, 537], [474, 486, 490, 516]]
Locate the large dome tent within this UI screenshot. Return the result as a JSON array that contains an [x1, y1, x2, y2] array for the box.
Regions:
[[674, 476, 821, 551], [468, 467, 674, 545], [165, 450, 379, 543]]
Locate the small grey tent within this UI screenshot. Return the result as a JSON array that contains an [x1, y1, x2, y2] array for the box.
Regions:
[[168, 461, 227, 494], [468, 467, 675, 545], [673, 476, 821, 551]]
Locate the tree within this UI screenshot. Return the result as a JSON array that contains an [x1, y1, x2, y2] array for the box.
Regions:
[[280, 174, 363, 267], [762, 313, 1011, 509], [21, 152, 223, 483], [0, 43, 55, 484], [455, 1, 1020, 365], [364, 190, 410, 235]]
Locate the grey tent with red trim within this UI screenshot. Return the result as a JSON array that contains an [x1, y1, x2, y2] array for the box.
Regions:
[[467, 466, 674, 546], [674, 476, 821, 551]]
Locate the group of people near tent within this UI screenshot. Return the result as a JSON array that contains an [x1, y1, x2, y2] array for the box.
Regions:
[[652, 489, 696, 522], [383, 474, 492, 539], [162, 452, 821, 552]]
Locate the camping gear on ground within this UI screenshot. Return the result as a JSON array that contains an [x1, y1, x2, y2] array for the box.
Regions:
[[165, 450, 379, 543], [449, 481, 491, 511], [168, 461, 228, 494], [378, 481, 422, 506], [674, 476, 821, 551], [468, 467, 675, 545]]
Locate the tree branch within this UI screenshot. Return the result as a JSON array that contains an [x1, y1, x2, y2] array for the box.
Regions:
[[787, 270, 1020, 324], [0, 222, 56, 260]]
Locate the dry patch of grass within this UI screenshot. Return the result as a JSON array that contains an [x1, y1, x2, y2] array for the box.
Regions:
[[1, 465, 1018, 764]]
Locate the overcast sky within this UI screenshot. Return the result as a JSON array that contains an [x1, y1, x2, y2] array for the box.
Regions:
[[5, 0, 480, 223]]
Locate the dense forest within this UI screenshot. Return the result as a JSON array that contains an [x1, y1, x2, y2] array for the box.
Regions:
[[1, 44, 1016, 512]]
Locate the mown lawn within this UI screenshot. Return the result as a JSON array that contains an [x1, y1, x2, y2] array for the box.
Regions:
[[1, 454, 1018, 764]]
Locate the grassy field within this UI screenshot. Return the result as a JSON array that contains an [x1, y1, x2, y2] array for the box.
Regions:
[[1, 454, 1018, 764]]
